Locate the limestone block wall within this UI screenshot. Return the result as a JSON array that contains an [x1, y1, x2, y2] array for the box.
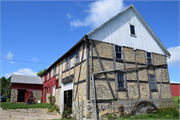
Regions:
[[32, 90, 42, 103], [55, 89, 61, 108], [89, 40, 172, 102], [10, 89, 17, 103]]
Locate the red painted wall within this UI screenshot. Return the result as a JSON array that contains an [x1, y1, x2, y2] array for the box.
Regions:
[[171, 83, 180, 96], [42, 75, 56, 103], [12, 83, 43, 102], [12, 83, 42, 90]]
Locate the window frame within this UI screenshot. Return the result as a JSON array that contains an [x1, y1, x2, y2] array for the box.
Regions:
[[53, 65, 56, 76], [117, 72, 126, 91], [47, 72, 49, 80], [66, 56, 70, 70], [75, 50, 79, 64], [115, 45, 123, 61], [146, 52, 153, 65], [148, 74, 158, 92], [129, 24, 136, 36]]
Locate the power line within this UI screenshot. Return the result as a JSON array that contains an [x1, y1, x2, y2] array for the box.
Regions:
[[0, 58, 50, 65]]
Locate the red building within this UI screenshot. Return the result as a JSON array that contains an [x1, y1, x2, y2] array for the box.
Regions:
[[41, 66, 59, 103], [170, 82, 180, 96], [10, 74, 43, 103]]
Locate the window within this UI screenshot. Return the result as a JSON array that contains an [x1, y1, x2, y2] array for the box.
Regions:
[[53, 65, 56, 76], [115, 46, 123, 59], [66, 57, 70, 69], [118, 73, 125, 89], [75, 50, 79, 64], [71, 54, 74, 59], [130, 25, 135, 35], [147, 52, 153, 65], [47, 72, 49, 80], [149, 75, 157, 90]]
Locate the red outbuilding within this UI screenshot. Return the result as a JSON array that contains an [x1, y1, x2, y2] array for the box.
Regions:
[[170, 82, 180, 96], [10, 74, 43, 103]]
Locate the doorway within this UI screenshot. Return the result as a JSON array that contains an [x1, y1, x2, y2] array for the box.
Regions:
[[61, 82, 73, 114], [18, 89, 25, 102], [64, 90, 72, 112]]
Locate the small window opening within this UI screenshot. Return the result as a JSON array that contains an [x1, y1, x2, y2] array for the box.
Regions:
[[130, 25, 135, 35], [118, 73, 125, 88], [115, 46, 122, 59]]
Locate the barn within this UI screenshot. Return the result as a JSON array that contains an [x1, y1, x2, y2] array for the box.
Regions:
[[170, 82, 180, 96], [10, 74, 43, 103], [40, 4, 174, 119]]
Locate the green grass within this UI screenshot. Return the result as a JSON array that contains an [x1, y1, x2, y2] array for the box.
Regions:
[[0, 102, 51, 109], [119, 107, 179, 119], [173, 96, 180, 108]]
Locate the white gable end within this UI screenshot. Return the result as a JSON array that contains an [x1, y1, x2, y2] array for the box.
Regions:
[[88, 7, 167, 55]]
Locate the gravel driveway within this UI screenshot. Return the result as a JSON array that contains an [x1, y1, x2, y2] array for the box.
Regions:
[[0, 107, 61, 120]]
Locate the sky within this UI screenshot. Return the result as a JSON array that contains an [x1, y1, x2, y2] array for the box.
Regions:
[[0, 0, 179, 83]]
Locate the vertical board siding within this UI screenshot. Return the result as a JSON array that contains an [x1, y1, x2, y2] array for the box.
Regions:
[[88, 8, 166, 55]]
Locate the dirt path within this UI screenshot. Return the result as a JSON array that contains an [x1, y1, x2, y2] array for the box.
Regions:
[[0, 107, 61, 120]]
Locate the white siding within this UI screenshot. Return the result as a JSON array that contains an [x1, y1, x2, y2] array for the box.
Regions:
[[88, 8, 166, 55]]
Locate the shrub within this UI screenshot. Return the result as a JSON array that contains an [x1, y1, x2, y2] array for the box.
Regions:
[[55, 107, 60, 112], [48, 108, 54, 112], [107, 114, 114, 120], [48, 95, 55, 107], [6, 98, 10, 102]]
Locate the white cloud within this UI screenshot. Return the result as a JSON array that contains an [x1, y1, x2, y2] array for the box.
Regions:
[[70, 0, 125, 28], [167, 46, 180, 67], [5, 68, 37, 78], [67, 13, 72, 19], [5, 51, 14, 60], [32, 58, 38, 62], [11, 61, 14, 64]]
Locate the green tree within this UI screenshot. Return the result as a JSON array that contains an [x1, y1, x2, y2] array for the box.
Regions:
[[1, 76, 11, 98], [1, 77, 7, 95], [5, 77, 12, 98], [37, 69, 46, 76]]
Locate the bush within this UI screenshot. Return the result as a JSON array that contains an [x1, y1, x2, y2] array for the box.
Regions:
[[48, 108, 54, 112], [48, 95, 55, 107], [6, 98, 10, 102], [55, 107, 60, 112]]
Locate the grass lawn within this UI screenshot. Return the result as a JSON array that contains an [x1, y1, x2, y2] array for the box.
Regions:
[[173, 96, 180, 108], [0, 102, 51, 109]]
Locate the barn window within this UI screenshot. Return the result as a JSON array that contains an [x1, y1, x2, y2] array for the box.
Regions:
[[66, 57, 70, 69], [115, 46, 123, 60], [53, 65, 56, 76], [71, 54, 74, 59], [47, 72, 49, 80], [75, 50, 79, 64], [118, 73, 125, 89], [149, 75, 157, 90], [147, 52, 153, 65], [130, 25, 135, 35]]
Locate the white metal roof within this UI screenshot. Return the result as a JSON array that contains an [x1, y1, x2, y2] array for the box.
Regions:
[[11, 74, 43, 85]]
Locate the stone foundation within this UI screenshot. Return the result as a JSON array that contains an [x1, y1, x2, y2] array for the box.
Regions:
[[72, 98, 174, 120], [10, 89, 17, 103], [32, 90, 42, 103]]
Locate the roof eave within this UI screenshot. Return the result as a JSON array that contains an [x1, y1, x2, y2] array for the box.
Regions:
[[40, 35, 87, 77]]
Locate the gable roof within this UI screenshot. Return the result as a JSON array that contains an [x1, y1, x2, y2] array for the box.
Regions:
[[11, 74, 43, 85], [40, 4, 170, 77], [86, 4, 170, 57]]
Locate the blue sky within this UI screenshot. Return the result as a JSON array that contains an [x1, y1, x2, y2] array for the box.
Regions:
[[0, 1, 179, 83]]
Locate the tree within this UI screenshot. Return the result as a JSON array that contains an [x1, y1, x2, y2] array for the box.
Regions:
[[1, 77, 7, 95], [37, 69, 47, 76], [0, 76, 11, 98]]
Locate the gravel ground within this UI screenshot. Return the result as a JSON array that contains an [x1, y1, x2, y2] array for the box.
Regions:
[[0, 107, 61, 120]]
